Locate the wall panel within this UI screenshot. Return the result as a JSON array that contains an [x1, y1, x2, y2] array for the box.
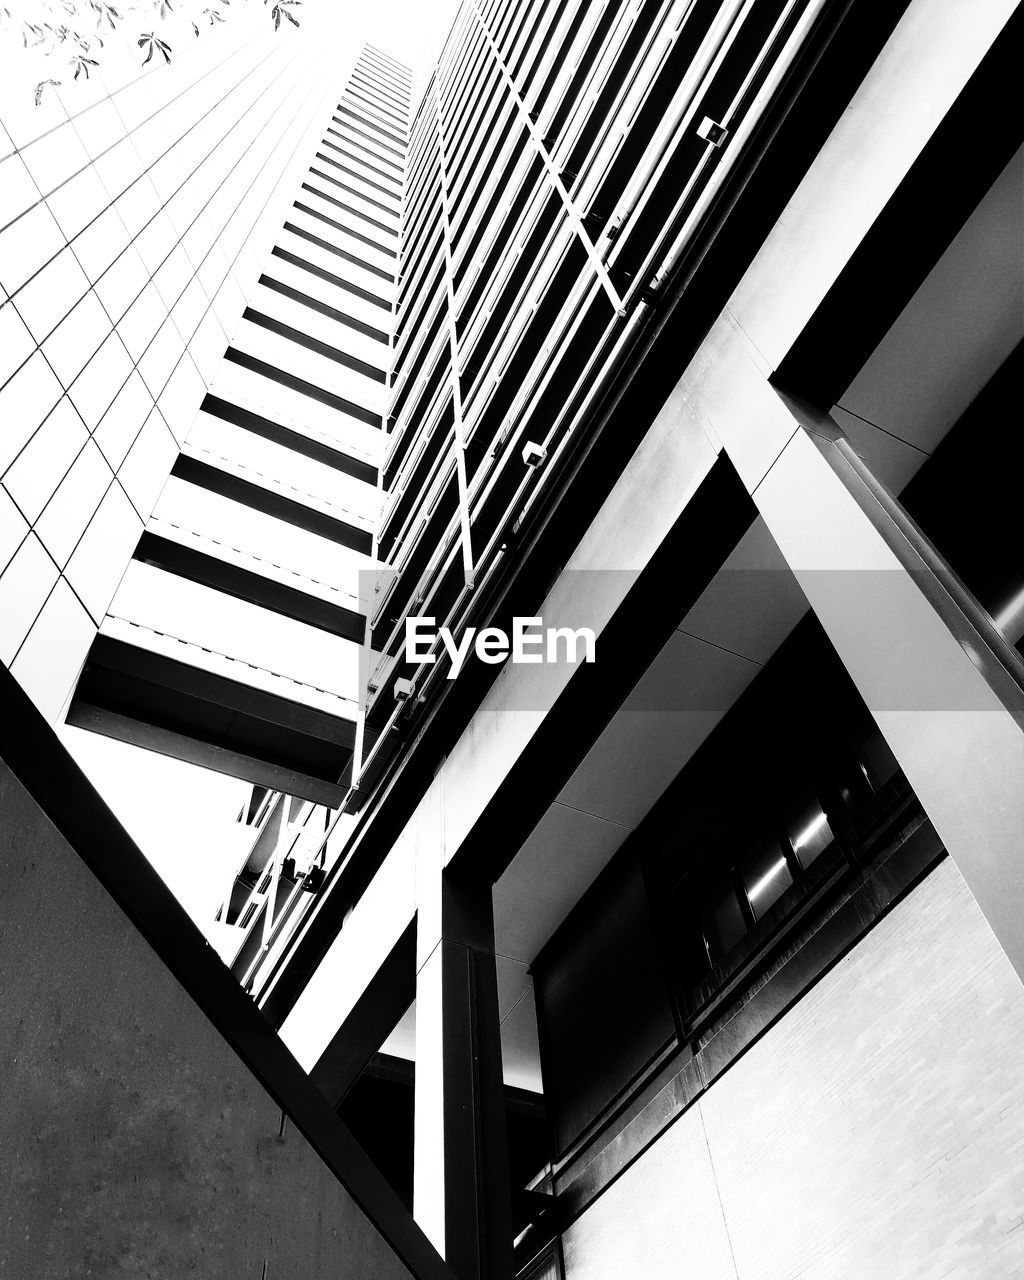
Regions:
[[561, 860, 1024, 1279]]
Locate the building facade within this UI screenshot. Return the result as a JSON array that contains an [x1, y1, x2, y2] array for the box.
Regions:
[[1, 1, 1023, 1279], [212, 2, 1024, 1277], [0, 12, 344, 721], [67, 43, 410, 805]]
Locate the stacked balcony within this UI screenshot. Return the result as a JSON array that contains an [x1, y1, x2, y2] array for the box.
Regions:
[[69, 47, 412, 807]]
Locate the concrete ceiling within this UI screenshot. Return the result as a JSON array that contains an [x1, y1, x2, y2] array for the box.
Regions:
[[830, 143, 1023, 493], [493, 514, 809, 969]]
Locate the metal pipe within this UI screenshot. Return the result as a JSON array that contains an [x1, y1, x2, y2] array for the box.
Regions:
[[469, 0, 628, 314], [640, 0, 828, 299]]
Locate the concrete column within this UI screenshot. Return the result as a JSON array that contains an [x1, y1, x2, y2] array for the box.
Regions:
[[414, 778, 513, 1279], [757, 412, 1024, 972], [697, 331, 1024, 977]]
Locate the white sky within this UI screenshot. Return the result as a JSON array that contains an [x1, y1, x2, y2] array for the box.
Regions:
[[61, 721, 253, 927], [306, 0, 462, 98], [62, 0, 461, 931], [1, 0, 461, 98]]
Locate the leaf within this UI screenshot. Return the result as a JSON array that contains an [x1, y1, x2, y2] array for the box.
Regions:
[[70, 53, 99, 80], [283, 8, 299, 25], [34, 78, 62, 107], [192, 20, 198, 35]]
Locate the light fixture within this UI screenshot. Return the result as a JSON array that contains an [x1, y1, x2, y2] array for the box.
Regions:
[[792, 810, 829, 852], [747, 855, 789, 903]]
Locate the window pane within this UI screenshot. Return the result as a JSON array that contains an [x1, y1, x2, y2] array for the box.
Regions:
[[786, 791, 833, 869], [742, 835, 793, 920], [856, 722, 899, 792], [704, 886, 746, 961]]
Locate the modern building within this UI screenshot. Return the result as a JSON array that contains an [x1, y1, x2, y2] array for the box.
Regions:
[[0, 11, 344, 720], [2, 1, 1023, 1279], [66, 42, 409, 806]]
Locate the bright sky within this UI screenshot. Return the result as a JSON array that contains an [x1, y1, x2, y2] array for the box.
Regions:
[[61, 721, 253, 928], [0, 0, 461, 96], [305, 0, 462, 97], [61, 0, 462, 932]]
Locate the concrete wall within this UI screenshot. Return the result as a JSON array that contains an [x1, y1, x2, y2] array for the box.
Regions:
[[561, 858, 1024, 1280], [0, 17, 337, 722], [0, 757, 412, 1280]]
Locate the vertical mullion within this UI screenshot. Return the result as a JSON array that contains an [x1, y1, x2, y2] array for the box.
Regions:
[[434, 80, 476, 588], [468, 0, 626, 315]]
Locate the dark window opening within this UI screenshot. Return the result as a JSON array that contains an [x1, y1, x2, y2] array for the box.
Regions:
[[337, 1052, 550, 1244], [535, 611, 930, 1161], [899, 341, 1024, 658], [655, 615, 908, 1041]]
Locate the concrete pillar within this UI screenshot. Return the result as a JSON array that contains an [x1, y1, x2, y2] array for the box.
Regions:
[[413, 849, 514, 1280], [756, 409, 1024, 971], [697, 331, 1024, 976]]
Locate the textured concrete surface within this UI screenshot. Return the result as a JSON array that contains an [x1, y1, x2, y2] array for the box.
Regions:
[[0, 760, 412, 1280], [562, 859, 1024, 1280]]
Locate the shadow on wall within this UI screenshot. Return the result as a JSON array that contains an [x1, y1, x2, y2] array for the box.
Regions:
[[0, 665, 444, 1280]]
